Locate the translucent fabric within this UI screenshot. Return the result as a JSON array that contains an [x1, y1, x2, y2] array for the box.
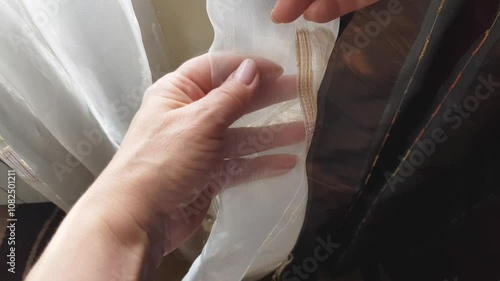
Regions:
[[0, 0, 170, 211], [287, 1, 500, 280], [182, 1, 339, 280]]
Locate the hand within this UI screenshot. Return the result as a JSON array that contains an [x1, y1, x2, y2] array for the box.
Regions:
[[271, 0, 379, 23], [98, 54, 304, 255]]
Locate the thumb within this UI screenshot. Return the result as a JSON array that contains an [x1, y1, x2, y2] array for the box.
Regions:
[[195, 59, 260, 128]]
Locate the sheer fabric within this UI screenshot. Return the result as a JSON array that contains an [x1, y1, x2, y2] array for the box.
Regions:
[[183, 1, 339, 280], [0, 0, 170, 211]]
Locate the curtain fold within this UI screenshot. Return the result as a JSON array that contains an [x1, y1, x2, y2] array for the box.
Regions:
[[0, 0, 170, 211], [286, 0, 500, 280]]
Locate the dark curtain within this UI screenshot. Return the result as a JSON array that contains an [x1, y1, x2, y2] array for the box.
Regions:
[[284, 0, 500, 280]]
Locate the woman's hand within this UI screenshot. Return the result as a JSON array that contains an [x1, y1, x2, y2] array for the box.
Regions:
[[27, 54, 304, 281], [272, 0, 379, 23], [98, 54, 304, 255]]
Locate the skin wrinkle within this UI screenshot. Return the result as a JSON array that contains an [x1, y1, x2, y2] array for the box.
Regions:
[[145, 75, 204, 110]]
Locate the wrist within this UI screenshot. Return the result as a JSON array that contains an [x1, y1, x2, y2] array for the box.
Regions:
[[78, 177, 168, 271], [27, 182, 163, 281], [88, 153, 185, 255], [84, 176, 167, 253]]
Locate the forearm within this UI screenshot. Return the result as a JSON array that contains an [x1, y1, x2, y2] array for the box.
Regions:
[[26, 175, 164, 281]]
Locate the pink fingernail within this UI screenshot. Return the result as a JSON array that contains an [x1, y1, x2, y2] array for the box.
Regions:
[[271, 9, 280, 23], [234, 59, 258, 85]]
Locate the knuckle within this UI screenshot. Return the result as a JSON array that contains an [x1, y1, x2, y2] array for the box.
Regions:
[[217, 81, 248, 108], [143, 73, 175, 99]]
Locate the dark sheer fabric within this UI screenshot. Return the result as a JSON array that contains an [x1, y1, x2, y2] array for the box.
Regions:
[[283, 0, 500, 280]]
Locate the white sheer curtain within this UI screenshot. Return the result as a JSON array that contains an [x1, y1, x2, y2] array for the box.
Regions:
[[0, 0, 170, 211], [183, 1, 339, 280]]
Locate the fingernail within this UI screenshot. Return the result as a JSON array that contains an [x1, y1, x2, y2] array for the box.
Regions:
[[271, 9, 279, 23], [234, 59, 258, 85]]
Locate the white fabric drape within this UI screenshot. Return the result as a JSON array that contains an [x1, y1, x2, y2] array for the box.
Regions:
[[0, 0, 170, 211], [183, 1, 339, 280]]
